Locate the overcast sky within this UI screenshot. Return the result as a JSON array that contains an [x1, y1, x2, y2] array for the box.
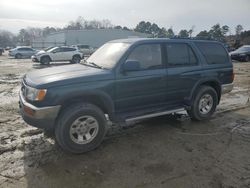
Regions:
[[0, 0, 249, 34]]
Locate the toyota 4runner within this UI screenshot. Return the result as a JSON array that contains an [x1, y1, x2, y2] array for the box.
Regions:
[[19, 38, 234, 153]]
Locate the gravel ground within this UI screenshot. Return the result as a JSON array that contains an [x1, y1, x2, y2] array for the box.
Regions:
[[0, 52, 250, 188]]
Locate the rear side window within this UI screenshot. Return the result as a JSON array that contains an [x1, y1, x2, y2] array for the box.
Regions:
[[61, 47, 75, 52], [127, 44, 162, 70], [165, 43, 197, 67], [195, 42, 229, 64]]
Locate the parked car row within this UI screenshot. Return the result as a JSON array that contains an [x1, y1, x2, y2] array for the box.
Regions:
[[6, 45, 89, 64], [4, 43, 249, 64]]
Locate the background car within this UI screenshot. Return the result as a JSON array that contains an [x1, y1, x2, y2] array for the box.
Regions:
[[8, 47, 38, 59], [230, 45, 250, 62], [71, 44, 96, 57], [32, 46, 83, 64], [0, 47, 4, 56], [5, 47, 11, 51]]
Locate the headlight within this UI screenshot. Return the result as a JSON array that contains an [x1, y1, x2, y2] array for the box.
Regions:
[[26, 86, 47, 101]]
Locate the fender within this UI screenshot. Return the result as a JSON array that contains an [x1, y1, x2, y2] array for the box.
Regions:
[[56, 90, 115, 120], [186, 78, 221, 106]]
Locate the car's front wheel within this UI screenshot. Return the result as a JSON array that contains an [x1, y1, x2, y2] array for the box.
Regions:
[[55, 103, 107, 154], [71, 55, 81, 64], [187, 86, 218, 121], [40, 56, 51, 65]]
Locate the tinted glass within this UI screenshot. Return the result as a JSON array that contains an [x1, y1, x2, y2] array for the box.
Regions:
[[51, 48, 61, 53], [195, 42, 229, 64], [79, 45, 89, 49], [62, 47, 75, 52], [166, 43, 197, 66], [127, 44, 162, 70]]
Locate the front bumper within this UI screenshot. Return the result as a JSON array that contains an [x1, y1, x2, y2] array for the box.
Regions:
[[221, 83, 234, 94], [19, 91, 61, 130], [8, 52, 15, 57], [31, 56, 39, 62]]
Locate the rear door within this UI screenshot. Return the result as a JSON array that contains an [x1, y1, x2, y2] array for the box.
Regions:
[[50, 47, 63, 61], [26, 48, 35, 57], [62, 47, 75, 60], [165, 42, 203, 105], [194, 42, 233, 85], [115, 43, 167, 112]]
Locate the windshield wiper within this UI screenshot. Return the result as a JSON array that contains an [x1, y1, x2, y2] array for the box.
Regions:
[[81, 59, 104, 69], [88, 62, 104, 69]]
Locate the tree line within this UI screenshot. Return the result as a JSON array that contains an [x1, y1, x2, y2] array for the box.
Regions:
[[0, 17, 249, 48]]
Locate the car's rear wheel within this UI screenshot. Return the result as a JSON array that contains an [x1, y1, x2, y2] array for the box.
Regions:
[[187, 86, 218, 121], [15, 53, 22, 59], [41, 56, 51, 65], [71, 55, 81, 64], [55, 103, 107, 154]]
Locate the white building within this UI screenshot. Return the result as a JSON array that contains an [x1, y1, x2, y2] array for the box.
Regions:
[[32, 29, 149, 49]]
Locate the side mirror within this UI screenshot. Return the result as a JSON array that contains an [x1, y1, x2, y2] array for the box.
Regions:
[[122, 60, 141, 72]]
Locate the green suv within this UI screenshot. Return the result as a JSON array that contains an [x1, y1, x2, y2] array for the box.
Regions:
[[19, 38, 234, 153]]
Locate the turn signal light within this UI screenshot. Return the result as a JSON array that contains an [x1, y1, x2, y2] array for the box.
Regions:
[[36, 89, 47, 101]]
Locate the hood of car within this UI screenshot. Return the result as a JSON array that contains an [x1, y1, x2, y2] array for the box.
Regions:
[[24, 64, 113, 88], [230, 50, 249, 56], [35, 50, 46, 55]]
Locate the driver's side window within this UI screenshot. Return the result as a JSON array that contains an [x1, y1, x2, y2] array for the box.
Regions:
[[127, 44, 162, 70], [52, 48, 61, 53]]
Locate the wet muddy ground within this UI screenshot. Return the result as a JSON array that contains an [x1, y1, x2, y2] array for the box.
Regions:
[[0, 52, 250, 188]]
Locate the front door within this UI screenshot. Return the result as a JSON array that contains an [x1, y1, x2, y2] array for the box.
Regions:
[[115, 43, 167, 113]]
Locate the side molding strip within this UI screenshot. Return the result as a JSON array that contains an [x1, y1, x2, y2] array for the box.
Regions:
[[126, 108, 185, 122]]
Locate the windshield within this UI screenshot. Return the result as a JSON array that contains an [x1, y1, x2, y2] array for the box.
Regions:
[[235, 46, 250, 53], [47, 47, 58, 53], [44, 46, 55, 51], [84, 42, 130, 69]]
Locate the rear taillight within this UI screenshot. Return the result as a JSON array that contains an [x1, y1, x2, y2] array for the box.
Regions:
[[232, 71, 235, 82]]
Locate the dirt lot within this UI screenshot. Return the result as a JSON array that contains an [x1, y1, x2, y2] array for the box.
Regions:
[[0, 51, 250, 188]]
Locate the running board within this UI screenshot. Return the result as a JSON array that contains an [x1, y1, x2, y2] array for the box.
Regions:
[[125, 108, 185, 122]]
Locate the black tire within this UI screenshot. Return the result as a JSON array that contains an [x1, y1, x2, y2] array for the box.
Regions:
[[187, 86, 218, 121], [55, 103, 107, 154], [71, 55, 81, 64], [245, 56, 250, 62], [40, 56, 51, 65], [15, 53, 22, 59]]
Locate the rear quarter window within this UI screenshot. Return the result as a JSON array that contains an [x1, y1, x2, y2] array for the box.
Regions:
[[195, 42, 229, 64]]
